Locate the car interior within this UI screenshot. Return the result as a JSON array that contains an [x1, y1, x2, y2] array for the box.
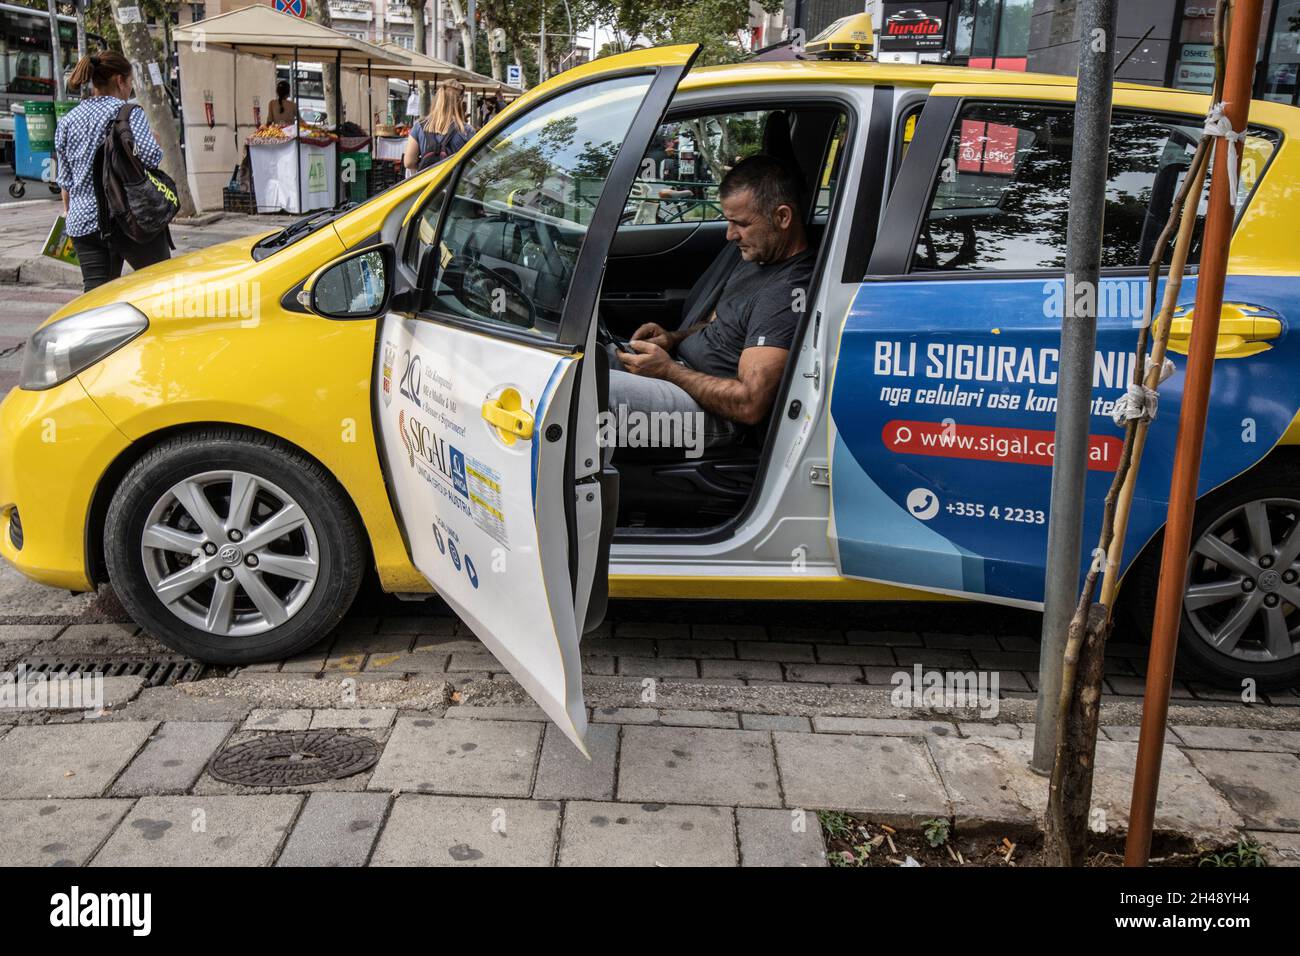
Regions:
[[599, 104, 850, 533]]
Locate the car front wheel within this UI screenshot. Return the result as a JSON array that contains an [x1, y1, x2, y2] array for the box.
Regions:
[[104, 428, 365, 664]]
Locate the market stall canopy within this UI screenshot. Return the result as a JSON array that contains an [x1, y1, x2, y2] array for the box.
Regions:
[[368, 42, 464, 80], [173, 4, 412, 68], [377, 43, 517, 94]]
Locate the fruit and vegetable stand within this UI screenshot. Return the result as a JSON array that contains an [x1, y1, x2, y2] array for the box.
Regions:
[[247, 123, 338, 213]]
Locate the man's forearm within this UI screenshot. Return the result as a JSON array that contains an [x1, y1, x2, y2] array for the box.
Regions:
[[663, 363, 760, 424]]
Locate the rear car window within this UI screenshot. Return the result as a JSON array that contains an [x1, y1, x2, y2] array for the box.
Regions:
[[913, 102, 1279, 273]]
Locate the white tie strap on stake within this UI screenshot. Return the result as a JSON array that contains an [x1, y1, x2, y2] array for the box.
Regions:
[[1145, 354, 1175, 384], [1204, 102, 1247, 208], [1111, 356, 1175, 427], [1112, 383, 1160, 426]]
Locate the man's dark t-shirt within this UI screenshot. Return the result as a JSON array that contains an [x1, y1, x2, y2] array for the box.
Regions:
[[677, 249, 815, 379]]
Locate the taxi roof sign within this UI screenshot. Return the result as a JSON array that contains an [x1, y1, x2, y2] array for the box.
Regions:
[[805, 12, 875, 60]]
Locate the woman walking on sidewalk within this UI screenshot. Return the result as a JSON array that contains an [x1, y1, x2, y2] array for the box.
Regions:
[[403, 81, 475, 174], [54, 51, 171, 292]]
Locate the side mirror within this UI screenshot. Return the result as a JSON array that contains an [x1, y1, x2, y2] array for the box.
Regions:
[[302, 244, 394, 319]]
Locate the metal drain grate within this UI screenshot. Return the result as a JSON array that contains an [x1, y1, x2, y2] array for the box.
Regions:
[[207, 731, 381, 787], [7, 656, 207, 687]]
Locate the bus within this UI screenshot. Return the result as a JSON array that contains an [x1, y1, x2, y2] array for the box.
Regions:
[[0, 2, 90, 111]]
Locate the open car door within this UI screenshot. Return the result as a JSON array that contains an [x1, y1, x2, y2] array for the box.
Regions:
[[374, 45, 700, 752]]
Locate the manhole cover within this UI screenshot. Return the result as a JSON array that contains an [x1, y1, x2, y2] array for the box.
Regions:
[[207, 730, 381, 787]]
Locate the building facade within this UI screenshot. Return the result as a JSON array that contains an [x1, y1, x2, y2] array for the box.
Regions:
[[755, 0, 1300, 105]]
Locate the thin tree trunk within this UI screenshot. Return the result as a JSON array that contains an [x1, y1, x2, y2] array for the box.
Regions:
[[447, 0, 475, 71], [411, 0, 431, 113], [485, 14, 503, 80], [1044, 604, 1108, 866], [109, 0, 196, 216], [306, 0, 338, 125]]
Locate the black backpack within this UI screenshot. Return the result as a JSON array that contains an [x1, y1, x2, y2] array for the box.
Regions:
[[95, 103, 179, 243], [416, 125, 472, 171], [417, 129, 454, 171]]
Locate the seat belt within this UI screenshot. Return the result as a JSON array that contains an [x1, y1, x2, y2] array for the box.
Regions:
[[677, 243, 742, 331]]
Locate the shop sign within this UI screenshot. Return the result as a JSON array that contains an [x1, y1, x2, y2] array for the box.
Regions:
[[879, 2, 950, 53]]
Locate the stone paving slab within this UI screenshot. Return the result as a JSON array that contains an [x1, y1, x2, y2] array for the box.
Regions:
[[242, 709, 312, 731], [1246, 830, 1300, 866], [736, 807, 827, 867], [558, 801, 736, 866], [1184, 749, 1300, 831], [371, 795, 560, 866], [1172, 725, 1300, 753], [773, 732, 949, 823], [444, 704, 548, 722], [952, 738, 1246, 843], [309, 708, 397, 730], [0, 799, 133, 866], [91, 795, 302, 866], [368, 717, 541, 797], [110, 721, 234, 796], [276, 792, 391, 866], [741, 713, 812, 732], [0, 721, 156, 798], [618, 726, 781, 808], [813, 716, 958, 737], [924, 735, 1037, 831], [534, 722, 618, 801]]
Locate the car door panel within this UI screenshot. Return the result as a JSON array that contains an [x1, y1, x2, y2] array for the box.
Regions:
[[377, 321, 589, 738], [829, 84, 1300, 606], [830, 274, 1300, 606]]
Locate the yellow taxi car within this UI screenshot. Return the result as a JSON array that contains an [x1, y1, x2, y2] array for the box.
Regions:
[[4, 38, 1300, 747]]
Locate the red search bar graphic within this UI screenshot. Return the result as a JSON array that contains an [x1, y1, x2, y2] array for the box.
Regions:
[[883, 420, 1121, 472]]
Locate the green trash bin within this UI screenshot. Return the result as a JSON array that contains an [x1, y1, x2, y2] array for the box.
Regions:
[[341, 150, 372, 203], [54, 99, 77, 121]]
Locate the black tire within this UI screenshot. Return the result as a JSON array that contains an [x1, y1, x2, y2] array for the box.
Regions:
[[1131, 457, 1300, 691], [104, 427, 365, 665], [8, 181, 24, 199]]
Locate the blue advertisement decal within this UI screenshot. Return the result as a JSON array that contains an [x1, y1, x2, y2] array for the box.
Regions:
[[831, 274, 1300, 605]]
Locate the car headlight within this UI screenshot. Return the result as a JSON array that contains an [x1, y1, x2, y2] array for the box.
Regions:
[[20, 304, 148, 391]]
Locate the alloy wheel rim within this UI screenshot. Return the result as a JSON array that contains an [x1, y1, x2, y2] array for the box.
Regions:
[[140, 470, 320, 637], [1184, 497, 1300, 664]]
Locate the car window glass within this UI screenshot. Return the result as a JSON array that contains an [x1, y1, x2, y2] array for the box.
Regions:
[[813, 114, 848, 219], [913, 102, 1279, 272], [625, 110, 769, 224], [404, 184, 447, 272], [427, 73, 653, 338]]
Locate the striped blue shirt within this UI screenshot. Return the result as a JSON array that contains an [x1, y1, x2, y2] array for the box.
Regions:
[[54, 96, 163, 237]]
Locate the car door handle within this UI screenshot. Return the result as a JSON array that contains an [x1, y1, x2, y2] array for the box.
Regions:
[[481, 388, 535, 444], [1166, 302, 1283, 359]]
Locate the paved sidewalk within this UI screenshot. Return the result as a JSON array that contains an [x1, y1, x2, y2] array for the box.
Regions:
[[0, 596, 1298, 866], [0, 198, 289, 288]]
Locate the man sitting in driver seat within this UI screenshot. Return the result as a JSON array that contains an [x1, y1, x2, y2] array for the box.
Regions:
[[611, 155, 814, 450]]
